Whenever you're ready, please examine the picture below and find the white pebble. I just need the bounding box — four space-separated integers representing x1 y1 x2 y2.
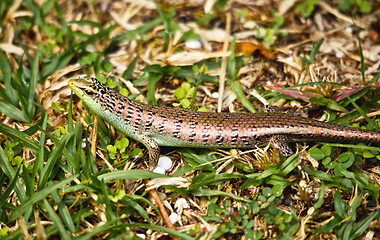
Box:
157 156 172 171
153 167 166 174
345 26 353 34
85 44 96 53
211 92 219 98
336 51 345 58
185 39 202 49
136 233 146 239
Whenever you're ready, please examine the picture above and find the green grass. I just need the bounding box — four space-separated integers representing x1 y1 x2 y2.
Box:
1 1 380 239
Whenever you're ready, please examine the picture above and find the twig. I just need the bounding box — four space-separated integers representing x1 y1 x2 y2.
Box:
148 188 179 240
217 12 231 112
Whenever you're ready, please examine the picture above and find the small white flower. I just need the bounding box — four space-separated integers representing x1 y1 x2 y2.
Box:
169 212 180 224
175 198 190 214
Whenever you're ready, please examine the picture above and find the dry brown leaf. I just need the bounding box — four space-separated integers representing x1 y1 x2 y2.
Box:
163 51 230 66
0 43 24 55
235 41 276 59
146 177 191 190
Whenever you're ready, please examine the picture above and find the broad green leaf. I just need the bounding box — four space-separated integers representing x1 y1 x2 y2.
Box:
272 184 283 197
309 147 325 160
321 144 331 156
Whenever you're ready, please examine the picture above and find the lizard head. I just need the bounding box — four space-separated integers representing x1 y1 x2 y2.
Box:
69 77 102 96
68 76 126 116
68 77 111 109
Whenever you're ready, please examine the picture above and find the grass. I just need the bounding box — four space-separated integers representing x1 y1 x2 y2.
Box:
1 0 380 239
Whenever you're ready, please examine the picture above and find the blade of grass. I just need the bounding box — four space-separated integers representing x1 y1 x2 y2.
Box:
0 122 40 152
0 50 18 105
55 1 73 49
122 56 138 80
7 174 77 223
42 198 71 240
190 67 203 110
368 72 380 85
81 130 92 176
279 154 299 175
51 190 75 233
0 167 21 206
23 0 45 27
226 36 237 80
313 181 325 212
308 38 324 66
354 25 366 85
189 172 246 191
76 219 194 240
0 146 27 202
27 54 39 120
230 79 257 113
338 87 377 129
147 72 162 105
227 36 256 113
65 98 83 174
38 133 71 189
44 131 79 171
23 105 46 136
100 179 117 221
111 18 162 42
0 101 29 122
300 38 324 69
191 189 250 202
334 190 345 217
41 51 74 78
98 169 169 182
122 197 151 223
350 209 379 239
33 111 47 178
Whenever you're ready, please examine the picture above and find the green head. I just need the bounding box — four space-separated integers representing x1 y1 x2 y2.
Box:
68 77 122 115
69 77 102 102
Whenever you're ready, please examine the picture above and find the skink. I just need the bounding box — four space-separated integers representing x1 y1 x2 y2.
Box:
68 77 380 164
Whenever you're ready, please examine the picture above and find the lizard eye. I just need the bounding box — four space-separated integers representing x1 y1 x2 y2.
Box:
85 89 94 96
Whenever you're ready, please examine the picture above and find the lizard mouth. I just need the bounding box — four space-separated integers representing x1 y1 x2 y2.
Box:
68 77 94 92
